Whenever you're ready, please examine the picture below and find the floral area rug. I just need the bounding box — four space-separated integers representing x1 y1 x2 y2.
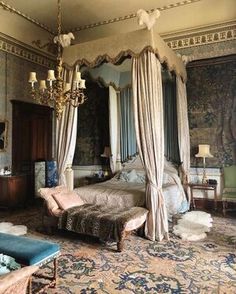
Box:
0 207 235 293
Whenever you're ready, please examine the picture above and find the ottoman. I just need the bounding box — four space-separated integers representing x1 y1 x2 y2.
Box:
0 233 60 293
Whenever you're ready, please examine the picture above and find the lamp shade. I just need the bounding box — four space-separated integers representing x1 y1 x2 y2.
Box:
101 146 111 158
195 144 213 158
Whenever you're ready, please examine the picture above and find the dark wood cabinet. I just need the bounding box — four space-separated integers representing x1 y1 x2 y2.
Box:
11 100 53 201
0 174 27 208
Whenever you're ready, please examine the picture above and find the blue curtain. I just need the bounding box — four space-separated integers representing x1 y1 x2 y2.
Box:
120 87 137 162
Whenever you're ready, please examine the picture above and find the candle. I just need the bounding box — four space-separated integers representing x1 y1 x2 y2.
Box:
74 71 81 82
47 70 56 81
28 72 37 83
80 79 86 89
39 80 46 90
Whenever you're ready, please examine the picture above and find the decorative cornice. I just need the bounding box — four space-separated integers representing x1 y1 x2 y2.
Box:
70 0 202 32
0 1 55 34
0 0 201 33
163 21 236 50
0 33 55 68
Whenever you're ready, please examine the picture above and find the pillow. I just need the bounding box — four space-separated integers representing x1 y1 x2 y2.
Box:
118 169 146 183
52 190 84 210
127 169 138 182
38 185 68 211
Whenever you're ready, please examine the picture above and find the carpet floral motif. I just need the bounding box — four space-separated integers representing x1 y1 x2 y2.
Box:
113 271 183 293
147 240 197 261
0 208 236 293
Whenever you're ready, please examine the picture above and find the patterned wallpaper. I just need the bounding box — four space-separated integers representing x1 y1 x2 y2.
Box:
73 78 110 166
0 50 49 169
187 55 236 167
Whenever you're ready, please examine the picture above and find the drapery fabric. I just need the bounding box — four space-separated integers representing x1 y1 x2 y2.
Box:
132 51 169 241
163 78 181 164
109 86 120 173
120 87 137 162
176 76 190 195
56 66 78 187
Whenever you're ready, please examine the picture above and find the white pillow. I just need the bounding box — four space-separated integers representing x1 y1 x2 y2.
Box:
127 169 137 182
118 169 145 183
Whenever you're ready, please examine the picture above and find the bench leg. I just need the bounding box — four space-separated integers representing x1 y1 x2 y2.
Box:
33 257 58 293
117 231 130 252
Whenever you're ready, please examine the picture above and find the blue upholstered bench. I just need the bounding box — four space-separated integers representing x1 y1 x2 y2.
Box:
0 233 60 293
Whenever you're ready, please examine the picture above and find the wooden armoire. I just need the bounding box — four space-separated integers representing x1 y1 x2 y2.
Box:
11 100 53 203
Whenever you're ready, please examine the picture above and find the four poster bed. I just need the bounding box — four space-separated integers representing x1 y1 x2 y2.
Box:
58 25 190 242
74 156 188 220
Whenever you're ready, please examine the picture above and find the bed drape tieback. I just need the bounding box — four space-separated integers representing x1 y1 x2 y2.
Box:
148 182 163 207
149 182 162 194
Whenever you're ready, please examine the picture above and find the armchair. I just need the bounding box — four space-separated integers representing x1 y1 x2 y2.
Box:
222 165 236 216
0 265 38 294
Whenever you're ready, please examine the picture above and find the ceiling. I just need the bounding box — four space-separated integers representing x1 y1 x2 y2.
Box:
0 0 235 43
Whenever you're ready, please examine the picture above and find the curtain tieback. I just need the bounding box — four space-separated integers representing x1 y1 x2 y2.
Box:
149 181 164 208
149 181 160 191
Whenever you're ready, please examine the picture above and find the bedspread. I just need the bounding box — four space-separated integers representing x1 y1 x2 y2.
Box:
74 177 188 219
74 179 145 208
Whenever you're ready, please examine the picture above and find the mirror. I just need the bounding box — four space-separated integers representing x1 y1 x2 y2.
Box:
0 120 8 151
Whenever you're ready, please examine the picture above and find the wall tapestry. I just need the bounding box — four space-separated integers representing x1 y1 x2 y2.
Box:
187 55 236 167
73 77 109 166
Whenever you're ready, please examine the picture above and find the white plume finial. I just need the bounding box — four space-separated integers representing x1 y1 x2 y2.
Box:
137 9 160 30
53 32 75 48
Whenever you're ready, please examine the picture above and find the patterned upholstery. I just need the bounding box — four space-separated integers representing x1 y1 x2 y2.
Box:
222 165 236 216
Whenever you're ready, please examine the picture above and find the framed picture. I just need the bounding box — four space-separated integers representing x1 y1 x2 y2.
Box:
0 120 8 152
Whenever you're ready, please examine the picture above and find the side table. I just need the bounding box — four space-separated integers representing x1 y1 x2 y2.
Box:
189 183 218 211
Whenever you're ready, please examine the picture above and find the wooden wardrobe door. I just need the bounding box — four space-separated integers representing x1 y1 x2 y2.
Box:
11 100 53 201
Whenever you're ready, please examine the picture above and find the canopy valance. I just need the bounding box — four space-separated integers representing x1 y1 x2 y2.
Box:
62 26 187 82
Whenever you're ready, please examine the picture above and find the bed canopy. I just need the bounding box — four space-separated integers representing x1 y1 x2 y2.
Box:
63 26 186 82
60 26 190 242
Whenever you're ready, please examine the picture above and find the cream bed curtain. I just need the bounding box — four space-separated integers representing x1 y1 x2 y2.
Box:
132 51 168 241
56 66 79 187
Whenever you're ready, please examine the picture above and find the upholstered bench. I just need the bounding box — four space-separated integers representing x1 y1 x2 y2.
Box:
0 233 60 293
58 204 148 252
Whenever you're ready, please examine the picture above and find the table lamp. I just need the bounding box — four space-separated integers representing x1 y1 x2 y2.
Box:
195 144 213 184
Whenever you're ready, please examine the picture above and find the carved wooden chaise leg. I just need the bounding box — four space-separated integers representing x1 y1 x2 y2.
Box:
117 231 130 252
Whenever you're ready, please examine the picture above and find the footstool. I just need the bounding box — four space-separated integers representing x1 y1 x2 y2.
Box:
0 233 60 293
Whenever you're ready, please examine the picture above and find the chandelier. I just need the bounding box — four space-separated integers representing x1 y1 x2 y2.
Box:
28 0 86 119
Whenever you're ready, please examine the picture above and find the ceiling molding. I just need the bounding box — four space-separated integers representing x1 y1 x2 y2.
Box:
70 0 202 32
0 0 201 34
163 21 236 50
0 0 55 34
0 32 55 68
